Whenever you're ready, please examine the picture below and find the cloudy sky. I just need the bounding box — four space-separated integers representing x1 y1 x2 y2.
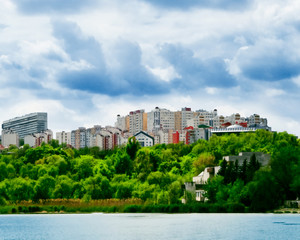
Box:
1 0 300 137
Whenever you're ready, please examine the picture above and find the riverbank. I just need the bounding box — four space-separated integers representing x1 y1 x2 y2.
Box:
273 208 300 214
1 199 299 214
2 202 294 214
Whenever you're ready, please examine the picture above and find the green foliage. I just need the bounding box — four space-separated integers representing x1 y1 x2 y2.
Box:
192 153 215 175
126 137 140 160
4 178 35 202
53 176 74 199
34 175 55 200
204 175 224 203
73 156 95 180
0 129 298 213
114 151 133 175
83 174 112 200
246 169 282 212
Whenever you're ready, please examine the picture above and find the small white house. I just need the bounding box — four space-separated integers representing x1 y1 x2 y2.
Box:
134 131 154 147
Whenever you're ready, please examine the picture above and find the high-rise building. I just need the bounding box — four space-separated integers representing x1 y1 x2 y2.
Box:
2 112 47 139
71 127 86 149
128 110 147 135
147 107 175 133
115 115 128 132
56 131 71 145
174 107 193 130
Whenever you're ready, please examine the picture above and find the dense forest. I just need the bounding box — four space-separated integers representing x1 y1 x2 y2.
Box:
0 130 299 213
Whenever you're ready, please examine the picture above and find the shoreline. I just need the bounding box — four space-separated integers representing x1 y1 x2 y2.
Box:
1 203 299 215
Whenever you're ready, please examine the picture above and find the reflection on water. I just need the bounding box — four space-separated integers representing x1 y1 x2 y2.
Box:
0 213 299 240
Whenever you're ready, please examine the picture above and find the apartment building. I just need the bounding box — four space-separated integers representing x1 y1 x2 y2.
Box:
24 130 53 147
147 107 175 133
115 115 128 132
1 129 19 147
128 110 147 135
56 131 71 145
67 126 123 150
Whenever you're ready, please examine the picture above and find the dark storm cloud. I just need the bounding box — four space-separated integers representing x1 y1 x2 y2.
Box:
11 0 97 14
52 20 169 96
159 43 236 89
141 0 251 10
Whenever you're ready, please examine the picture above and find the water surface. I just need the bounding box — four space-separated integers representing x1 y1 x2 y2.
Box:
0 213 299 240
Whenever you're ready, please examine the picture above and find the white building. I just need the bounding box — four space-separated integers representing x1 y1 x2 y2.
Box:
129 110 147 135
181 107 194 129
1 130 19 147
156 130 170 144
56 131 71 145
147 107 175 133
134 131 154 147
186 127 211 144
24 135 36 147
183 166 220 203
115 115 128 131
24 130 53 147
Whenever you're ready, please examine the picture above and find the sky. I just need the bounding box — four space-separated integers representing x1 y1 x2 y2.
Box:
1 0 300 137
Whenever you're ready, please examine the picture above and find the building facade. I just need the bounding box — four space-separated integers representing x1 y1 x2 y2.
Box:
147 107 175 133
128 110 147 135
134 131 154 147
56 131 71 145
1 130 19 147
2 112 47 139
24 130 53 147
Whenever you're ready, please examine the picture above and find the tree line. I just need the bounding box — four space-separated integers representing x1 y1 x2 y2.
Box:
0 129 299 212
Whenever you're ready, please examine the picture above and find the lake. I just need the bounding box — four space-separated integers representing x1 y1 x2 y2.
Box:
0 213 299 240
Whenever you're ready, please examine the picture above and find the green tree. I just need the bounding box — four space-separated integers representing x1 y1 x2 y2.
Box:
168 181 182 204
114 181 134 199
246 154 260 183
192 153 215 175
247 170 282 212
126 137 140 160
134 148 152 181
271 145 299 199
53 176 74 199
0 162 8 181
34 175 55 200
73 156 95 180
204 175 224 203
93 160 114 180
6 164 16 179
114 151 133 175
83 174 112 200
5 178 35 202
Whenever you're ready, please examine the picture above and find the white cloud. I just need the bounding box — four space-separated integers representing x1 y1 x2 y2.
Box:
1 0 300 138
146 66 181 82
265 88 285 97
205 87 219 95
292 75 300 87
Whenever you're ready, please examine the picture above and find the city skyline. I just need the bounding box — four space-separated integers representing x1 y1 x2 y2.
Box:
1 0 300 137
